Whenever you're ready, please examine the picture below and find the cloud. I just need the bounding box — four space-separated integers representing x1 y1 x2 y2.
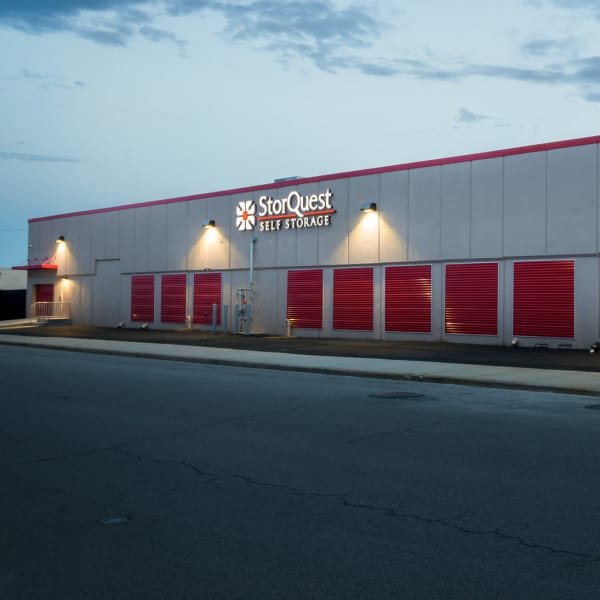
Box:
454 108 508 128
535 0 600 13
455 108 491 124
10 68 85 90
0 152 80 163
520 37 579 58
0 1 383 56
2 1 600 103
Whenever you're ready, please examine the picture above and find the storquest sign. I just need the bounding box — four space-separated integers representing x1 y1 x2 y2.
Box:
236 189 336 232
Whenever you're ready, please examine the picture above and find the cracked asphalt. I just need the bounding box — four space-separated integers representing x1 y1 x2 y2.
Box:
2 343 600 599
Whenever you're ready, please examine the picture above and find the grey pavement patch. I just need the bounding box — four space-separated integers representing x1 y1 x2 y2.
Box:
99 516 131 526
368 392 427 399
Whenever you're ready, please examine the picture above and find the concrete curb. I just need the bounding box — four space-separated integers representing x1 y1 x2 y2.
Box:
1 334 600 396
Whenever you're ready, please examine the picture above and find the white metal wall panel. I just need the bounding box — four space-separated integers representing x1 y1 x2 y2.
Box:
229 192 251 270
104 211 120 260
547 145 597 255
91 211 120 262
293 183 322 268
119 209 135 273
379 171 409 264
206 195 233 271
441 162 471 260
61 217 78 277
349 175 380 265
148 205 167 272
318 179 349 267
92 259 121 326
503 151 546 256
187 198 209 270
274 183 320 268
77 215 93 275
408 166 441 261
471 158 503 259
235 269 279 334
574 257 599 346
166 201 189 271
252 188 278 269
133 207 151 273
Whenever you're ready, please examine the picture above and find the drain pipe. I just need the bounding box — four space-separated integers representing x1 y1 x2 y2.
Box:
249 236 256 298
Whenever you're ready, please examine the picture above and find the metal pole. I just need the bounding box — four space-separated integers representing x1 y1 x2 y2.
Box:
245 304 252 336
212 303 217 335
223 304 228 334
249 237 256 298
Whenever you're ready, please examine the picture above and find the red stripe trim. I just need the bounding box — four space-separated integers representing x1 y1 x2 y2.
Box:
257 209 336 221
29 135 600 223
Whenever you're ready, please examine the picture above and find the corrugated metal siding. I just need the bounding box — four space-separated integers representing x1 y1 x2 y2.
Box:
445 263 498 335
160 274 187 324
333 267 373 331
513 260 574 338
131 275 154 322
287 269 323 329
385 265 432 332
193 272 222 325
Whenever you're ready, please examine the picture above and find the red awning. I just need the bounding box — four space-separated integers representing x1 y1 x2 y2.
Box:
12 263 58 271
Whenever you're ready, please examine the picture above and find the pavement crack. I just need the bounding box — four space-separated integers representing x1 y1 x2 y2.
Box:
226 471 352 500
345 420 445 445
111 447 221 481
14 428 195 466
341 498 600 561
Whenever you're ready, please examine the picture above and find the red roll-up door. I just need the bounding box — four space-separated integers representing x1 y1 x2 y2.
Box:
131 275 154 322
513 260 574 338
161 274 187 324
333 267 373 331
193 272 222 325
445 263 498 335
287 269 323 329
385 265 431 332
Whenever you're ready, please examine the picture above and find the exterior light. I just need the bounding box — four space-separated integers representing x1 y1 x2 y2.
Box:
360 202 377 213
56 235 65 243
62 275 69 280
590 341 600 353
203 220 216 228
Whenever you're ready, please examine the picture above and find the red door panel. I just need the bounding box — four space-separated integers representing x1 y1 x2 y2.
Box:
131 275 154 322
445 263 498 335
333 267 373 331
513 260 574 338
161 274 187 324
385 265 431 333
193 273 222 325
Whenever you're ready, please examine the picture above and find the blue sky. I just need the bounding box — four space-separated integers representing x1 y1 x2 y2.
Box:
1 0 600 267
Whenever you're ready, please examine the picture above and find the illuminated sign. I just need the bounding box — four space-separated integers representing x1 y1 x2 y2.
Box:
236 189 336 232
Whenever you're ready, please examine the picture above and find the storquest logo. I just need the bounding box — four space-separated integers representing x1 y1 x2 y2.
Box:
236 200 256 231
235 189 336 233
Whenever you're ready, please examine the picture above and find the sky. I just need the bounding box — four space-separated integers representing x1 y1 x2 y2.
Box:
1 0 600 267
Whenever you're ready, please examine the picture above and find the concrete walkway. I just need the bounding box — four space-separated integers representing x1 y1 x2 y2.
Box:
2 333 600 396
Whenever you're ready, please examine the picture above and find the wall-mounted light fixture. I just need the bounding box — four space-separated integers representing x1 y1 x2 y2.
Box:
56 235 65 243
360 202 377 213
202 220 216 228
62 275 69 280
